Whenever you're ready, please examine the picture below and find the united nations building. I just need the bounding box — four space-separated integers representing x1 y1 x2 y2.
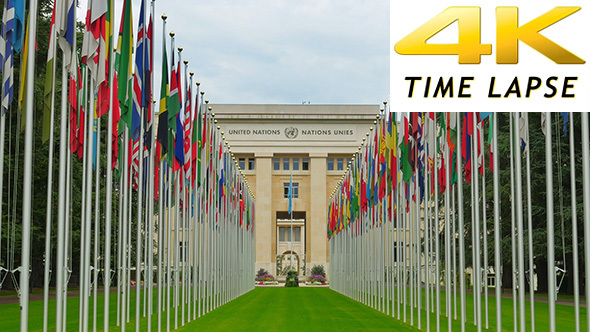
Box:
214 104 378 277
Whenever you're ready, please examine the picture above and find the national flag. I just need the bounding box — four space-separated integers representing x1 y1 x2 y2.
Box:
131 0 146 140
183 81 192 176
168 39 182 169
462 112 472 183
115 0 133 133
12 0 23 53
76 63 86 159
143 11 153 149
488 113 494 172
42 4 57 143
81 0 108 84
0 0 15 112
157 34 169 159
560 112 569 137
57 0 76 72
17 15 30 132
172 58 184 170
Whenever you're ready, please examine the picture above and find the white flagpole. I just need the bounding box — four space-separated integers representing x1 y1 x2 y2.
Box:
19 0 39 329
93 116 102 332
493 113 502 331
472 113 482 332
524 113 535 331
514 114 526 332
545 112 556 332
481 126 489 330
456 113 466 331
581 113 590 330
569 113 580 332
42 13 58 331
509 114 518 332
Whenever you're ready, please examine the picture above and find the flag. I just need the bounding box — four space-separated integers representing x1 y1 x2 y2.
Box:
81 0 108 84
462 112 472 183
560 112 569 137
489 113 494 172
12 0 23 53
183 81 192 176
76 64 86 159
42 4 57 143
143 11 153 149
168 40 182 169
131 0 146 140
57 0 77 72
157 35 169 159
0 0 15 112
191 86 200 188
172 58 184 170
17 15 30 132
115 0 133 132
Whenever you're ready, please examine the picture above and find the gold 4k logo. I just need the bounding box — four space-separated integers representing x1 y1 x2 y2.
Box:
394 7 585 64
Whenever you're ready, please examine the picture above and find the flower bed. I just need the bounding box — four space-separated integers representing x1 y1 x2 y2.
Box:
255 280 279 285
306 274 327 284
255 273 276 282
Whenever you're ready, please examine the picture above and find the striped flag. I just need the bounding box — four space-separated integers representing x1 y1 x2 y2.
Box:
81 0 108 83
0 0 15 112
183 82 192 177
17 15 29 131
171 56 184 170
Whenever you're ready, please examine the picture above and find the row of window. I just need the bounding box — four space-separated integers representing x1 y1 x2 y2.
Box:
238 157 352 172
326 158 352 171
279 226 301 242
273 158 309 171
238 158 255 171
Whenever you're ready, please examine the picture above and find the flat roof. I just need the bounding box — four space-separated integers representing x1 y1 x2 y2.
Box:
210 104 379 115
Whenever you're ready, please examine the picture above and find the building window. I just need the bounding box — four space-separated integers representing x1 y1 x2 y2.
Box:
273 158 280 171
279 227 292 242
292 158 300 171
283 182 299 198
283 158 290 171
248 158 255 170
327 158 334 171
238 158 245 170
302 158 309 171
337 158 344 170
179 242 184 262
294 227 301 242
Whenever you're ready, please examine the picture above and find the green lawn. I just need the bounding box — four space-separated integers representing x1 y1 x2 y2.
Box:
0 286 586 331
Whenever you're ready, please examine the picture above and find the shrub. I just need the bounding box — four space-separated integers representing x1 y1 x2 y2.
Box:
255 274 276 282
306 274 326 283
285 270 299 287
310 265 326 277
256 268 269 278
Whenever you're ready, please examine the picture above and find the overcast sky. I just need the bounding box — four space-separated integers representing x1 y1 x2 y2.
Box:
78 0 389 105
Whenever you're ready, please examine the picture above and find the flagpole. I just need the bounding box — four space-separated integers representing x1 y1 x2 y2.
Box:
524 114 535 331
488 113 501 330
444 113 452 332
545 112 556 332
514 113 526 332
93 114 102 332
456 113 466 332
569 112 580 332
42 10 58 331
19 0 38 328
581 113 590 330
509 114 518 332
147 1 156 327
472 113 482 332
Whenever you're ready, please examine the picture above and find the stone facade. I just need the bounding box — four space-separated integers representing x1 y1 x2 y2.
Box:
213 104 378 277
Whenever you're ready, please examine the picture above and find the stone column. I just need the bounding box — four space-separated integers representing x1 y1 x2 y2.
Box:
310 152 328 275
255 153 273 274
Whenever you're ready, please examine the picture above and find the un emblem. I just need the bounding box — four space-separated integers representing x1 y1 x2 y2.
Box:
284 127 298 139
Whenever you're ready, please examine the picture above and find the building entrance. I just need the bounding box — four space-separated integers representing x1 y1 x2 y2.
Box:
276 218 305 275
